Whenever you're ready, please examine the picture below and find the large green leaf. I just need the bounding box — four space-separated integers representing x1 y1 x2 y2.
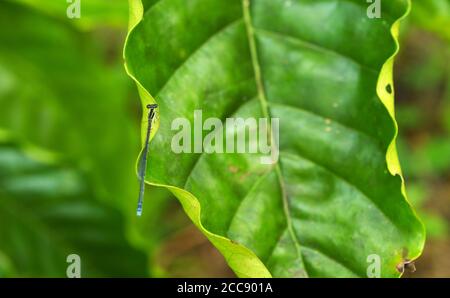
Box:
0 136 147 277
124 0 425 277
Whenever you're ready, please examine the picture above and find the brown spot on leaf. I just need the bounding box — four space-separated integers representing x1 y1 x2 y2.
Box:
396 249 417 274
397 248 416 273
404 261 416 273
228 165 239 174
239 172 251 182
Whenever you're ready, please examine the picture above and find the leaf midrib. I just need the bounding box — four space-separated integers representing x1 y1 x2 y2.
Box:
242 0 307 276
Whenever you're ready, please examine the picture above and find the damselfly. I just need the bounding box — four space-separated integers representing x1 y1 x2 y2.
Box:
136 104 158 216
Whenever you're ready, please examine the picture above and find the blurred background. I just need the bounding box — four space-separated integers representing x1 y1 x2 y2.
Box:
0 0 448 277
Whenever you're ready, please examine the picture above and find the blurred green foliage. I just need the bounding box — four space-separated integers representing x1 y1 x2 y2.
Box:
411 0 450 41
12 0 129 30
0 137 147 277
396 0 450 241
0 0 186 277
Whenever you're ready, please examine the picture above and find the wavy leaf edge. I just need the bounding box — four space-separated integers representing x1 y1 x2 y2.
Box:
123 0 425 278
376 0 425 272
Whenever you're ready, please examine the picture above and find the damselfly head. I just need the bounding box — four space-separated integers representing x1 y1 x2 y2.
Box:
147 104 158 109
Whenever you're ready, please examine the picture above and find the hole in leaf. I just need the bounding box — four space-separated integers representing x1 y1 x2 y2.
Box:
385 84 392 94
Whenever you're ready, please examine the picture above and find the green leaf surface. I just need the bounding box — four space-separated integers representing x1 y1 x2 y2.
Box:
0 139 147 277
125 0 425 277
